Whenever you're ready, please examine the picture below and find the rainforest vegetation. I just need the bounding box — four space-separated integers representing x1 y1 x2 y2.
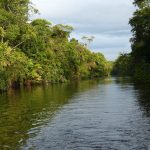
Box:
1 0 149 91
0 0 111 91
113 0 150 83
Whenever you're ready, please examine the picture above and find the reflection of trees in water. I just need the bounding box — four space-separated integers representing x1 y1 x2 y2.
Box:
115 77 150 117
133 84 150 117
0 80 100 149
114 77 133 85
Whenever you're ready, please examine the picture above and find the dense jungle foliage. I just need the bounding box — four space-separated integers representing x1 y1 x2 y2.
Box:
113 0 150 83
0 0 111 91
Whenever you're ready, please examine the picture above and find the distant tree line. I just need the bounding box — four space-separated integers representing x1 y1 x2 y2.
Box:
112 0 150 83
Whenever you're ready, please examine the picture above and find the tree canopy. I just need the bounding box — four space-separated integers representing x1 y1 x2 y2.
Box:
0 0 110 91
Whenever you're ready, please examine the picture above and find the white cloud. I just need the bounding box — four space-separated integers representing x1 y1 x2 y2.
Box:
31 0 135 60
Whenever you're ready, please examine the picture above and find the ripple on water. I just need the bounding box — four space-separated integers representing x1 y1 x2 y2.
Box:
0 78 150 150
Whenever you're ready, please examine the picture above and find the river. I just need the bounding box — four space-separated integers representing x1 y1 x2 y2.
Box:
0 77 150 150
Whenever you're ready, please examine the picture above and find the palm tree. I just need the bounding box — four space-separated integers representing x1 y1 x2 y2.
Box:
81 35 95 48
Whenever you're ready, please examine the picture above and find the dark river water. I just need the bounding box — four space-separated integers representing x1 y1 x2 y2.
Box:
0 78 150 150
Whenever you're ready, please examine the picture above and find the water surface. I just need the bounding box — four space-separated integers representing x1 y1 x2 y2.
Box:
0 78 150 150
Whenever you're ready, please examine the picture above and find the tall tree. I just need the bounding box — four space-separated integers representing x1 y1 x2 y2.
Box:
81 36 95 48
0 0 37 47
129 0 150 63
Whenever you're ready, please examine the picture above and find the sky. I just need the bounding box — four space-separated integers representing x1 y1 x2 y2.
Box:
31 0 135 60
